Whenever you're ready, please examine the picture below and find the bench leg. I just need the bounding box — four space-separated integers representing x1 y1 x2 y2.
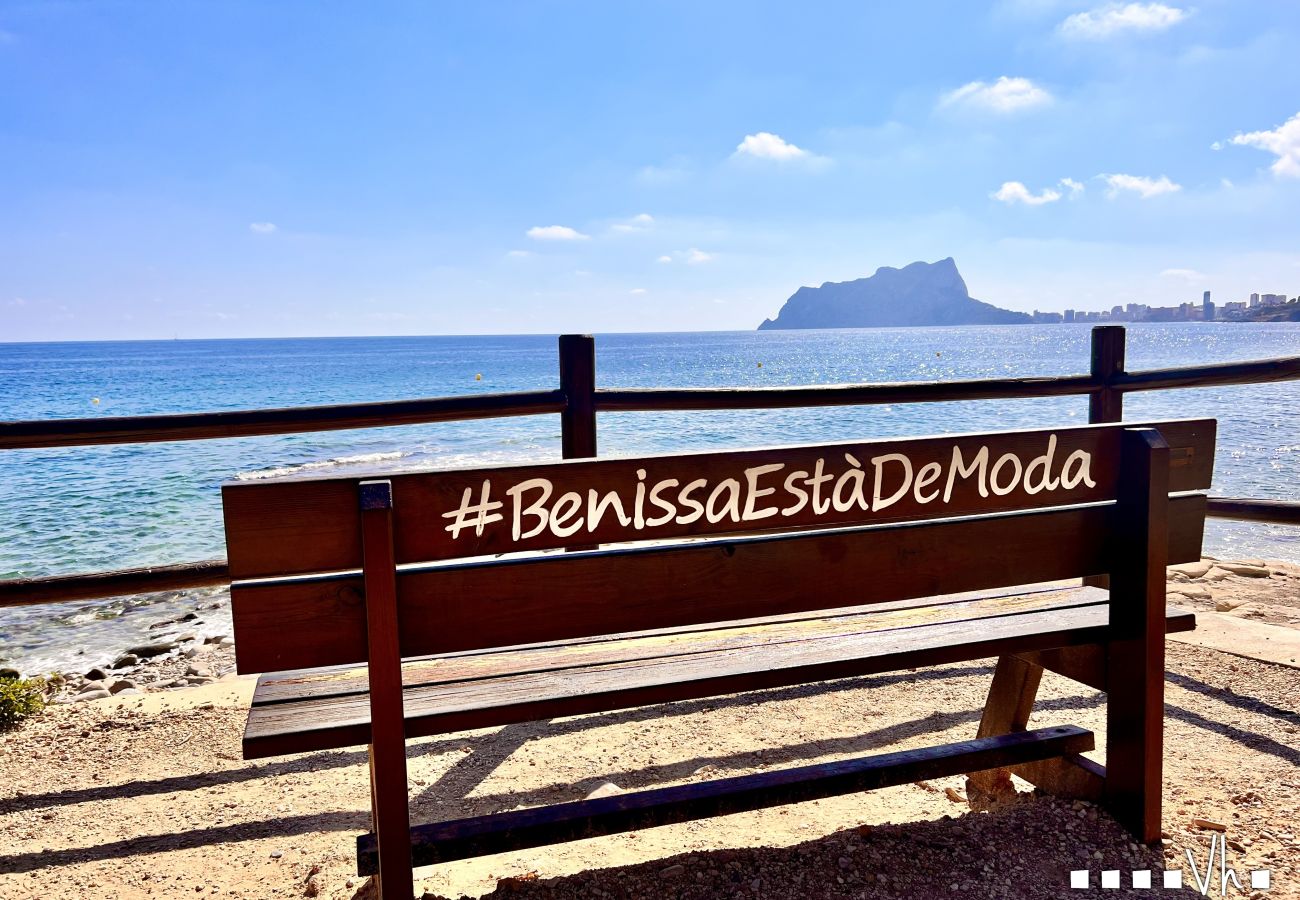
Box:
1103 635 1164 843
966 653 1105 806
369 738 415 900
965 654 1041 803
360 481 416 900
1103 428 1170 845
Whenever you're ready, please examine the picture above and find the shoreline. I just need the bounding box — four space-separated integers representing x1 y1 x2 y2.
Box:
1 591 238 702
46 632 238 703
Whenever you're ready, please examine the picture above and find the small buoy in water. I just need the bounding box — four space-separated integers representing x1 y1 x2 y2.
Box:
91 397 100 405
757 362 763 368
935 352 941 357
475 373 482 381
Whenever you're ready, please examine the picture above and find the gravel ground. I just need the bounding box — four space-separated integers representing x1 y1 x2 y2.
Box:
1 565 1297 900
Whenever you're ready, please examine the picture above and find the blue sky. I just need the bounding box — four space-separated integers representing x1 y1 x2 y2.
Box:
2 1 1298 340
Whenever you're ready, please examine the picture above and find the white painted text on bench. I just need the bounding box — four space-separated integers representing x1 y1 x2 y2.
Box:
440 435 1095 541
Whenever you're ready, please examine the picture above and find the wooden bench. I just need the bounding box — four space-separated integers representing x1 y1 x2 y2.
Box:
222 418 1216 899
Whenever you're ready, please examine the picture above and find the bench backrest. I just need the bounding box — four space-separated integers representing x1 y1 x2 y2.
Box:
222 418 1216 674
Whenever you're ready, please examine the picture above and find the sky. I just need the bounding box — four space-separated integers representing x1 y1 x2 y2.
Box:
2 1 1299 341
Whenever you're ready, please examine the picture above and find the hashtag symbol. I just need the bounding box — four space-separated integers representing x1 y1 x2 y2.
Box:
442 480 505 540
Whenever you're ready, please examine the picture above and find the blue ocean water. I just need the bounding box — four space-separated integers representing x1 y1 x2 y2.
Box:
1 324 1298 674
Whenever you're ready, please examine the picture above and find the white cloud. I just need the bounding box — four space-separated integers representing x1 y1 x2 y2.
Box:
611 213 655 233
1160 268 1207 283
1100 173 1182 198
505 249 533 259
1229 112 1300 179
526 224 589 241
1059 177 1085 196
636 163 689 185
249 222 277 234
1059 3 1186 39
733 132 811 161
629 288 648 295
992 181 1062 205
939 76 1053 115
657 249 715 264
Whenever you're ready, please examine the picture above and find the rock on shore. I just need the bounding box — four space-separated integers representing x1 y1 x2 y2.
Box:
54 632 236 702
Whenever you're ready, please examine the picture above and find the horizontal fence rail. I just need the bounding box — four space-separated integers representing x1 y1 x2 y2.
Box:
1205 498 1300 526
597 357 1300 413
6 358 1299 449
1111 356 1300 393
7 497 1298 610
0 561 230 608
595 375 1097 412
0 391 568 450
1 327 1297 610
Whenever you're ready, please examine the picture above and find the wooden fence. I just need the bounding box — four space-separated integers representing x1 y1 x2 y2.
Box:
1 326 1298 608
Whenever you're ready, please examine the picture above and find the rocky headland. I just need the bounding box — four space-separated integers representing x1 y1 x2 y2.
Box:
758 258 1031 330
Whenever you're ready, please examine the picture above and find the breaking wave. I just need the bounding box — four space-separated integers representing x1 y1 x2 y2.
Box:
234 450 410 480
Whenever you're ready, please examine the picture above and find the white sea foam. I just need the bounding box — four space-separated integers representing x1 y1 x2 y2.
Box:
234 451 409 480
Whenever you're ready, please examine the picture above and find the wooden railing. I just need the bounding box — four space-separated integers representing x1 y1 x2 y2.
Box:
2 326 1298 608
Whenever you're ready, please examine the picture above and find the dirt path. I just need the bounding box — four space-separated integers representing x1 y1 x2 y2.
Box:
1 563 1297 900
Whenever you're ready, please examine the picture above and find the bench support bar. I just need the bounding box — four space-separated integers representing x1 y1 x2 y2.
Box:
357 724 1092 873
967 654 1106 803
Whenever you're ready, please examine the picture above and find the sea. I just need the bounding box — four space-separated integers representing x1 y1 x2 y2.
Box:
2 323 1298 677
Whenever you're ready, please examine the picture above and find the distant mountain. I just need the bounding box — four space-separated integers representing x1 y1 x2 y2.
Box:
758 258 1031 330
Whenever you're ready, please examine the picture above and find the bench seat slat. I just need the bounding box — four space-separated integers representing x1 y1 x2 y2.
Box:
250 584 1106 705
242 588 1194 759
356 724 1095 872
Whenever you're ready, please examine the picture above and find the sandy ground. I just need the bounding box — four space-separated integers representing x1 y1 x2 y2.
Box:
1 559 1297 900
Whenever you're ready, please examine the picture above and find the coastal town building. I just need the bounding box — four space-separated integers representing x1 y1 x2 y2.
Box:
1034 289 1294 323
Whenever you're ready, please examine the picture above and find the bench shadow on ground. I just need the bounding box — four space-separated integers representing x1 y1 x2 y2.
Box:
0 662 1293 879
407 801 1203 900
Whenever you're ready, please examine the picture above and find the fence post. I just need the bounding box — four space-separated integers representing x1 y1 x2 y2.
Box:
1089 325 1126 424
1085 326 1126 590
558 334 597 460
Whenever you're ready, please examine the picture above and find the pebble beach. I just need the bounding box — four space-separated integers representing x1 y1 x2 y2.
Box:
5 593 238 704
